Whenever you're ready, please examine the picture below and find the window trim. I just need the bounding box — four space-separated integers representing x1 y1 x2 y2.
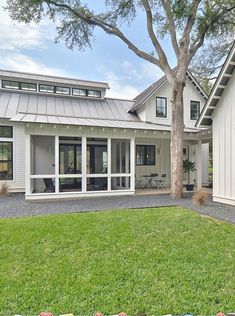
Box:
0 141 13 181
136 145 156 166
190 100 200 120
156 96 167 118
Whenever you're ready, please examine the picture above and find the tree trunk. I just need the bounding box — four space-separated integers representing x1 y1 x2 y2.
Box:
171 80 185 199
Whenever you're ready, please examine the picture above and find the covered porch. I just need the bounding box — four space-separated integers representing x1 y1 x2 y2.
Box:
24 123 211 200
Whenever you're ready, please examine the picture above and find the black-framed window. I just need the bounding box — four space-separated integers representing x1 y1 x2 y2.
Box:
39 84 54 93
0 142 13 180
72 88 87 96
190 100 200 120
136 145 155 166
0 126 13 138
2 80 20 90
87 90 101 98
20 82 37 91
156 97 167 118
55 86 70 95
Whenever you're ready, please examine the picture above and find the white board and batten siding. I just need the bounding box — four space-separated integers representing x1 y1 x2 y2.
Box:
212 71 235 205
0 119 25 192
137 77 206 129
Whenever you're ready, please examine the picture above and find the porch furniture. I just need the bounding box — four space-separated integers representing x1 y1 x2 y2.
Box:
142 174 157 188
158 174 167 189
43 178 55 193
135 176 143 189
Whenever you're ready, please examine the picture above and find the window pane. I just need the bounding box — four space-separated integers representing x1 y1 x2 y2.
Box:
136 145 155 166
39 85 54 93
2 80 19 90
20 82 37 91
72 88 87 96
156 97 167 117
87 90 101 98
190 101 200 120
0 142 13 180
87 138 107 174
87 177 108 191
0 126 13 138
55 86 70 95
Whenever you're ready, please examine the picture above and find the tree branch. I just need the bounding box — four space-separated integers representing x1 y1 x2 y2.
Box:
47 0 161 67
141 0 174 81
160 0 180 59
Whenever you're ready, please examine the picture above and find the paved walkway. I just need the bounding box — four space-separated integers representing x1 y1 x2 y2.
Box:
0 193 235 224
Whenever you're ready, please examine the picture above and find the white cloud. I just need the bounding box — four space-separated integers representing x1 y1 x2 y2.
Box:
0 0 52 51
0 53 68 77
105 71 140 99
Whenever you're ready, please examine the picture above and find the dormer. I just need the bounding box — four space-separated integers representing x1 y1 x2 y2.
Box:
0 69 109 99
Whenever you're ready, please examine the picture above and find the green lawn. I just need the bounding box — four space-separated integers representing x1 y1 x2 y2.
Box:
0 207 234 316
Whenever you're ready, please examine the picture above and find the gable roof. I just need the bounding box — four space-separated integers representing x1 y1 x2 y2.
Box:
129 69 208 112
196 42 235 127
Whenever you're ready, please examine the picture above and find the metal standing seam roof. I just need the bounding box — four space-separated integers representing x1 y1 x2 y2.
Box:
129 70 208 112
196 41 235 128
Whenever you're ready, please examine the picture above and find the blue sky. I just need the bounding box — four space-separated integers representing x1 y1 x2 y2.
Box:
0 0 176 98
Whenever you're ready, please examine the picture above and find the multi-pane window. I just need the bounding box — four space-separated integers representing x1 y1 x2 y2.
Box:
55 86 70 95
2 80 20 90
136 145 155 166
39 84 54 93
190 100 200 120
21 82 37 91
156 97 167 118
0 127 13 180
87 90 101 98
72 88 87 96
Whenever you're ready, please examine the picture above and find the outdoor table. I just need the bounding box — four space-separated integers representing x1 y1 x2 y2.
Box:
142 175 156 188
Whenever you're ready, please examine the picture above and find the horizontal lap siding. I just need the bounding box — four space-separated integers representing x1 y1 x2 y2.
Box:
212 72 235 202
0 120 25 192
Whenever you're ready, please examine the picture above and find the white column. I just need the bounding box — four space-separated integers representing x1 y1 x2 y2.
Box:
55 136 59 193
130 138 135 191
82 136 87 192
196 140 202 189
107 138 111 191
25 134 31 195
125 140 130 187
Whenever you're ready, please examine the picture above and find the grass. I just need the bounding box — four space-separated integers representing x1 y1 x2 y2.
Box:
0 207 234 316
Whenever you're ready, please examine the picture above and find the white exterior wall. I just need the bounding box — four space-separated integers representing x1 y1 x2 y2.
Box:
0 119 25 192
137 77 205 128
212 71 235 205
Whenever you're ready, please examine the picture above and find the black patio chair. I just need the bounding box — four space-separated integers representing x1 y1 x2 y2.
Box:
43 178 55 193
159 174 167 189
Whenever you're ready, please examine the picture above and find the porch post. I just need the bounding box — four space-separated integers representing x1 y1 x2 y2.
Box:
55 136 59 194
125 140 130 187
25 134 31 195
130 138 135 191
107 138 111 191
196 140 202 189
82 136 87 192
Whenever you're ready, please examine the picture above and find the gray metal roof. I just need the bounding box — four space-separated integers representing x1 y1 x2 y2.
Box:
11 112 200 132
0 69 110 89
0 90 137 122
130 70 208 112
196 42 235 127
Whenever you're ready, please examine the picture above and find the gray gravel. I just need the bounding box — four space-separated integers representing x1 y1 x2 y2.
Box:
0 192 235 224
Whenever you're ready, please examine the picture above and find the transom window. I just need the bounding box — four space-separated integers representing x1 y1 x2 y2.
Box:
72 88 87 96
156 97 167 118
20 82 37 91
39 84 54 93
2 80 20 90
0 126 13 138
190 100 200 120
0 126 13 180
87 90 101 98
55 86 70 95
136 145 155 166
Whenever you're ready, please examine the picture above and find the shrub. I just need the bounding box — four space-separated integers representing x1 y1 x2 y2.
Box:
192 190 208 206
0 183 9 196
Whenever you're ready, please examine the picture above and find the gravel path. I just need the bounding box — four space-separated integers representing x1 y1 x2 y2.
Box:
0 193 235 224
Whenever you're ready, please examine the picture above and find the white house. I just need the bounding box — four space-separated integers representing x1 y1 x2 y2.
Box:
197 42 235 206
0 68 210 200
